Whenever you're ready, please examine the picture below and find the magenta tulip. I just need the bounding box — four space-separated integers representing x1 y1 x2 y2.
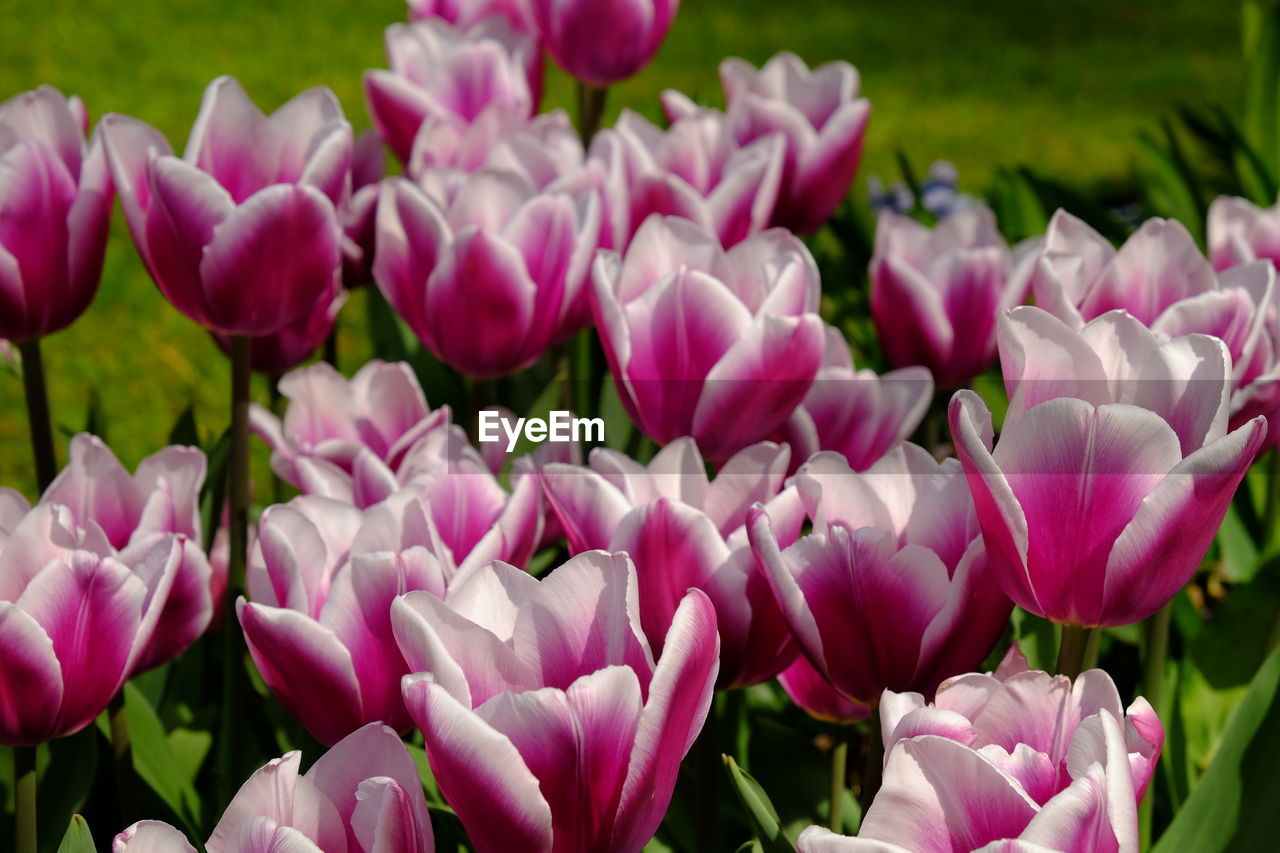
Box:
0 86 112 342
778 325 933 471
1208 194 1280 271
364 18 539 168
950 389 1265 626
394 550 719 853
528 0 678 87
213 289 347 375
999 306 1232 456
541 437 803 688
340 128 388 288
871 205 1026 386
250 359 450 496
100 77 348 336
749 444 1012 705
374 170 600 377
589 107 784 248
37 434 213 671
797 651 1162 853
113 722 434 852
0 505 181 745
777 657 872 725
593 215 825 461
712 52 870 233
408 0 531 32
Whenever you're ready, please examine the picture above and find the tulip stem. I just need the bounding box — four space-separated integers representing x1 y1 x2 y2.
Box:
229 335 251 596
859 707 883 812
829 733 849 831
14 745 36 853
1139 601 1173 849
109 691 139 827
576 82 608 145
1056 624 1092 679
17 339 57 492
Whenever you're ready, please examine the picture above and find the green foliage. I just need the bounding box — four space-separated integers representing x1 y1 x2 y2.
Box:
54 816 94 853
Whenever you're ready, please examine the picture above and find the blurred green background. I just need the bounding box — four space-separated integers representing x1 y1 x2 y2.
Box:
0 0 1243 493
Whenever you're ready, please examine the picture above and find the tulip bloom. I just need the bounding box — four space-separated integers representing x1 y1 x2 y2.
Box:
711 52 870 233
749 445 1011 706
100 77 348 337
999 306 1232 456
341 128 388 288
778 325 933 471
796 651 1163 853
0 86 113 342
375 171 600 377
589 107 784 248
238 491 496 744
364 18 539 168
593 215 825 461
114 722 434 852
250 359 450 495
541 437 803 688
528 0 678 87
777 657 871 725
950 390 1266 626
394 550 719 853
0 506 180 746
1208 194 1280 271
870 205 1025 387
37 434 215 671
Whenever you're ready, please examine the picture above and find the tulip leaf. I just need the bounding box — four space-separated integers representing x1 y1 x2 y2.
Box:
124 682 204 837
55 815 94 853
35 728 98 853
723 754 797 853
168 404 201 448
599 376 635 452
1153 642 1280 852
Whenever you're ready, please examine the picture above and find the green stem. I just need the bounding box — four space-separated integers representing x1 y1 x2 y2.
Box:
860 707 883 812
1056 624 1091 680
228 335 251 598
576 82 608 145
1139 602 1173 849
830 733 849 832
1267 594 1280 655
1265 449 1280 542
18 339 57 492
109 691 139 827
14 745 36 853
1081 625 1102 672
269 376 286 505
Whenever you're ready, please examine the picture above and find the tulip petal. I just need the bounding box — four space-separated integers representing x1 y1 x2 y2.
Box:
113 821 200 853
0 602 63 746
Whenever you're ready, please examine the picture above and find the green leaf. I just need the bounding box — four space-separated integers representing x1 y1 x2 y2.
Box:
599 376 635 452
55 815 94 853
84 387 107 441
723 754 796 853
168 404 200 447
1154 643 1280 852
1218 503 1262 583
1010 607 1059 673
125 681 203 836
1244 0 1280 182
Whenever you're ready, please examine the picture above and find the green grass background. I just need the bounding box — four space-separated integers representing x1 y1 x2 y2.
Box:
0 0 1244 493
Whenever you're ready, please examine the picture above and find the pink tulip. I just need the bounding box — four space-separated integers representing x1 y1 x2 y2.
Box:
870 205 1026 386
950 389 1265 626
0 86 112 342
374 170 600 377
238 490 503 744
706 52 870 233
250 359 450 494
364 18 540 168
999 306 1232 456
408 0 532 33
100 77 348 336
593 215 825 461
797 650 1162 853
589 107 784 248
0 504 181 745
541 437 803 688
394 550 719 852
749 444 1012 705
1207 195 1280 271
113 722 434 852
1029 212 1273 364
213 289 348 375
35 434 214 671
528 0 678 87
778 324 933 471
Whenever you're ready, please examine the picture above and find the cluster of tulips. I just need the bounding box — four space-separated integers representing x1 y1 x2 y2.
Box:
4 0 1280 851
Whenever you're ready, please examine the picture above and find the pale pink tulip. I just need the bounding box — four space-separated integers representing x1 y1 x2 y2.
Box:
408 0 532 33
1207 194 1280 271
